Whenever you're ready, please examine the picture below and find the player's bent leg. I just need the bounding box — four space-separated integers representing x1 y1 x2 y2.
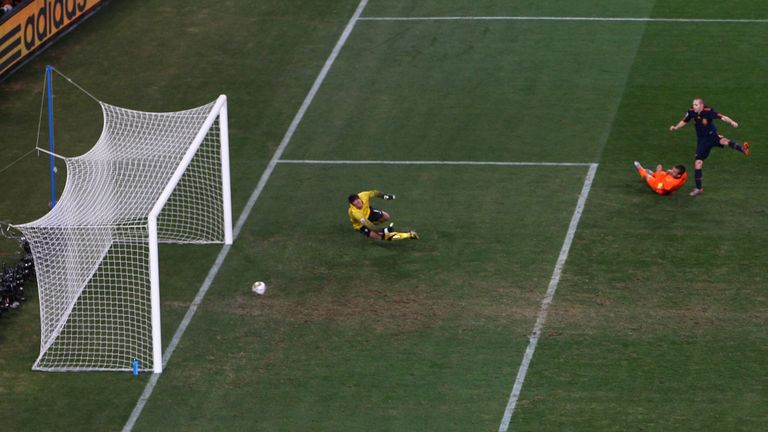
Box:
370 210 390 225
368 208 383 224
634 161 644 178
725 138 748 156
633 161 654 179
359 226 383 240
384 230 418 241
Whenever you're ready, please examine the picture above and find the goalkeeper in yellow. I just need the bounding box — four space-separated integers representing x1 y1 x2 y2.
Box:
348 190 419 241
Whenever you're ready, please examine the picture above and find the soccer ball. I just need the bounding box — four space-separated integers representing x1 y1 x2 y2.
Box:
251 281 266 295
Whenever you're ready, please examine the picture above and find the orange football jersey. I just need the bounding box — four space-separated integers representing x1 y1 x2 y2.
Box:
645 171 688 195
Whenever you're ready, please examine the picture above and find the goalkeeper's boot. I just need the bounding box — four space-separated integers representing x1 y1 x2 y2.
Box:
689 188 704 196
633 161 650 178
409 230 419 240
744 141 750 157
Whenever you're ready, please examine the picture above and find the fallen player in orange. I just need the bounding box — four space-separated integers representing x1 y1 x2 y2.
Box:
634 161 688 195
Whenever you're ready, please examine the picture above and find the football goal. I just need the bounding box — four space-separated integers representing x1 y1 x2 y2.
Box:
14 93 233 373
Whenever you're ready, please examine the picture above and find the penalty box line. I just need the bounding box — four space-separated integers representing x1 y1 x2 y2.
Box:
278 159 592 167
359 16 768 24
281 157 601 430
498 163 598 432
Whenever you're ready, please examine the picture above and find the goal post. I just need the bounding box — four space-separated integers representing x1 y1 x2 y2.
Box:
15 95 232 374
146 95 232 373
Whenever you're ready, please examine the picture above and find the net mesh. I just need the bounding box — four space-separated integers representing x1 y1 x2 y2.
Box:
17 99 227 371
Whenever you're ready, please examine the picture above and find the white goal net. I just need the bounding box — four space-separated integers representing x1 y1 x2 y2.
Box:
15 95 232 373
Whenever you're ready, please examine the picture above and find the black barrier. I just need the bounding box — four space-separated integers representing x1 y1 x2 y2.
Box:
0 237 34 318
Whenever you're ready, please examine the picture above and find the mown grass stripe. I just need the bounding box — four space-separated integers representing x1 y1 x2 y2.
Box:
121 1 370 430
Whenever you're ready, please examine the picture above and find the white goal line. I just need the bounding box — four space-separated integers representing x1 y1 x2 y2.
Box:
278 159 593 167
359 16 768 24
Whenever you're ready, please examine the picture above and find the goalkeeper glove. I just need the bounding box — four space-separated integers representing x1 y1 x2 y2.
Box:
383 194 396 200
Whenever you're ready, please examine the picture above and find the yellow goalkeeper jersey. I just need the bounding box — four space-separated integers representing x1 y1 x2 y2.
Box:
348 190 378 230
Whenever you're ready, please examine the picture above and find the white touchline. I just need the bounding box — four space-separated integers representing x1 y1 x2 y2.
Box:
279 159 592 167
359 16 768 24
498 163 599 432
121 1 370 431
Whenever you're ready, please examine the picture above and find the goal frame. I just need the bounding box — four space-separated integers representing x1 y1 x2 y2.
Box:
146 95 233 373
16 94 232 374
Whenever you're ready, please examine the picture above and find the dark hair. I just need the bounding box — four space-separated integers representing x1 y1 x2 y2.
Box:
674 164 686 174
348 194 360 204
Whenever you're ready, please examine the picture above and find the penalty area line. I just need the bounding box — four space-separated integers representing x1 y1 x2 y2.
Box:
359 16 768 24
121 1 370 431
279 159 592 167
498 162 598 432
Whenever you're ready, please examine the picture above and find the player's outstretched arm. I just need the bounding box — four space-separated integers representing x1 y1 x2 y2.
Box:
670 120 687 131
720 114 738 128
373 190 395 200
372 190 396 200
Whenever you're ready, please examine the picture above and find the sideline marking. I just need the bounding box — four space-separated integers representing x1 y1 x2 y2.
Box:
279 159 591 166
498 163 598 432
121 1 370 430
360 16 768 23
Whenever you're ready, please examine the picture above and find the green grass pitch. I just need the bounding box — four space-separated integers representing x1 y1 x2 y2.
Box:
1 0 768 430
